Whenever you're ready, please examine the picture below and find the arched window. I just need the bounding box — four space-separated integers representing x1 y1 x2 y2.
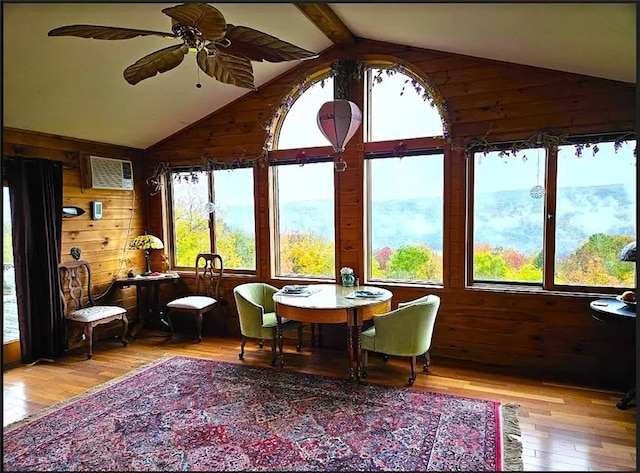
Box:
276 77 334 150
269 63 448 283
364 65 447 284
271 76 336 279
366 68 445 142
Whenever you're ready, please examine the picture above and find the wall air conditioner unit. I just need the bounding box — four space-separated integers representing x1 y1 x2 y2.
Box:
86 155 134 190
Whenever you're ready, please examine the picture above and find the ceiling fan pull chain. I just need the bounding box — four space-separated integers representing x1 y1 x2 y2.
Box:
196 65 202 89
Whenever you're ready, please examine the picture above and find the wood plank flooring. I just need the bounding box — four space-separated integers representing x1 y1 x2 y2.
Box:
3 332 637 471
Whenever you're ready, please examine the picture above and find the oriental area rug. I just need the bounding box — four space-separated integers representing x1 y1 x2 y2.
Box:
3 356 523 471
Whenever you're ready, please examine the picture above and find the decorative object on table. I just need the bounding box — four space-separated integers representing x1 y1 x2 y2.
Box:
2 356 523 471
70 247 81 261
165 253 224 342
47 3 317 88
347 289 384 299
58 260 129 359
277 285 320 297
340 266 355 287
361 294 441 385
129 232 164 276
616 291 636 308
233 282 302 365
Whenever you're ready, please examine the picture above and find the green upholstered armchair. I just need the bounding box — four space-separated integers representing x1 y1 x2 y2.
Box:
233 282 303 366
361 294 440 385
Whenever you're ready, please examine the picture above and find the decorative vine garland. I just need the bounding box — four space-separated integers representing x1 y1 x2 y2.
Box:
146 60 635 195
459 130 636 161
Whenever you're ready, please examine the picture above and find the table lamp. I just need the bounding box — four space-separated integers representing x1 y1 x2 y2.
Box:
130 233 164 276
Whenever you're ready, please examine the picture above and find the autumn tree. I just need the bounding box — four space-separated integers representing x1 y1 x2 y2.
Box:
387 244 441 281
279 231 335 277
556 233 634 286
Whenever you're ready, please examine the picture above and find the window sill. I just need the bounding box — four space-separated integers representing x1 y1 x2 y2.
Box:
467 283 624 299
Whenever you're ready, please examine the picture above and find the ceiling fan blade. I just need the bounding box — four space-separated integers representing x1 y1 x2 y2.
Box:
197 49 256 90
161 3 226 42
223 24 318 63
124 44 189 85
48 25 175 40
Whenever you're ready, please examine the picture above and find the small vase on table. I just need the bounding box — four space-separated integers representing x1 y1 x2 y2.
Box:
340 267 355 287
342 274 355 287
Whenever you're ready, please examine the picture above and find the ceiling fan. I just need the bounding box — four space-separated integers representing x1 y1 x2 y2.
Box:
48 3 318 89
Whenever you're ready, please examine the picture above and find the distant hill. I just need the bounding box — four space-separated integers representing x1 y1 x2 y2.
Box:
220 183 635 259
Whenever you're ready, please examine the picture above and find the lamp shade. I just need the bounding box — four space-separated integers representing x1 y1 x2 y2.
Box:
130 234 164 251
619 241 636 262
316 100 362 153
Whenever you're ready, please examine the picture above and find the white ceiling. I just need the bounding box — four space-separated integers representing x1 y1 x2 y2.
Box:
3 3 636 150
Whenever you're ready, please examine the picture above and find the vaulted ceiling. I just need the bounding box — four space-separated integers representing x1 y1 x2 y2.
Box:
3 3 635 150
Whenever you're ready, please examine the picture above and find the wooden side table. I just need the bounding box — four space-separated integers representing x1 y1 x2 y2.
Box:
115 273 180 338
589 298 636 410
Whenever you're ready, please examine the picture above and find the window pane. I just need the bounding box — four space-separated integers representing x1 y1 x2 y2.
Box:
367 68 444 142
274 162 335 278
554 141 636 287
213 168 256 270
368 154 444 283
276 78 334 150
3 187 19 344
170 171 209 267
473 149 545 283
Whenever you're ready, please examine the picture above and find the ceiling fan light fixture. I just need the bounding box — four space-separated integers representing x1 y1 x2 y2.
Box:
47 2 318 88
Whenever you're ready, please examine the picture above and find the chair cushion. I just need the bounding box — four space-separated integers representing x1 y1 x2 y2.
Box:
65 305 126 323
167 296 217 311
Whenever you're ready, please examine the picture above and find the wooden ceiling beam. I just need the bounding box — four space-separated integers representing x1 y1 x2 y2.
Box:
295 3 355 47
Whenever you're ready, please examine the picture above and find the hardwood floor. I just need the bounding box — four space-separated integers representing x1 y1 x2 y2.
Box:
3 332 637 471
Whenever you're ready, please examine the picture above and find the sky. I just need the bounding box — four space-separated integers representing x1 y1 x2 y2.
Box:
475 141 636 194
274 68 636 201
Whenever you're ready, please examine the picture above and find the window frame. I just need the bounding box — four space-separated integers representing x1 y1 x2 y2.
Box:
466 133 636 294
364 147 446 286
361 63 449 286
269 154 337 281
164 165 257 274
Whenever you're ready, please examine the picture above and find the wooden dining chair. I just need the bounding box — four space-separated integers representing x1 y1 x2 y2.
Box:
59 260 129 359
165 253 224 342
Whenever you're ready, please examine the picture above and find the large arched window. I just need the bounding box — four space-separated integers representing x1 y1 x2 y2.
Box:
271 77 336 279
364 66 447 284
269 63 448 283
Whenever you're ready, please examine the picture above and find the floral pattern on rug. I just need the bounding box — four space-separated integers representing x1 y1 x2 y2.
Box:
3 356 506 471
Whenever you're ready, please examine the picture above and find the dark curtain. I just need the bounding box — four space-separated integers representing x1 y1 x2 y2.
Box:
4 157 64 363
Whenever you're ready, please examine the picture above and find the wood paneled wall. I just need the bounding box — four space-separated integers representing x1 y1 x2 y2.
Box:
2 128 149 345
144 39 636 389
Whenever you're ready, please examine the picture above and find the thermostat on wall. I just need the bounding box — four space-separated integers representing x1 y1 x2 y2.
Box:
91 201 103 220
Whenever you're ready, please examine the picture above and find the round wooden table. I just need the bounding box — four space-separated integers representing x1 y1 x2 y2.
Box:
273 284 392 380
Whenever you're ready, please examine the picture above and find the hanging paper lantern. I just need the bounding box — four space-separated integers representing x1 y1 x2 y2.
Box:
316 100 362 153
